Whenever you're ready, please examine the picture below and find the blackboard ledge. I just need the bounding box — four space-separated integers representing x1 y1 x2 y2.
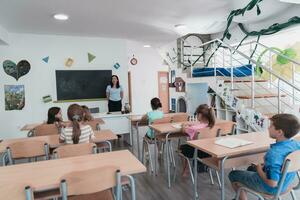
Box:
54 98 107 103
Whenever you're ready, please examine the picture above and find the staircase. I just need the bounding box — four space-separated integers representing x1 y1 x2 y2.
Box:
170 38 300 132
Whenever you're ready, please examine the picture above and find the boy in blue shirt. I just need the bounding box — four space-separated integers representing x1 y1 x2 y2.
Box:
229 114 300 200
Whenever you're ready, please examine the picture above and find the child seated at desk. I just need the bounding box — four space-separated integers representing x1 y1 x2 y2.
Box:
141 97 164 139
47 106 65 131
59 104 95 144
81 105 94 122
229 114 300 200
180 104 215 174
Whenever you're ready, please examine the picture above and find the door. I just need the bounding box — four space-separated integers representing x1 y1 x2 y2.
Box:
186 83 208 114
158 71 169 113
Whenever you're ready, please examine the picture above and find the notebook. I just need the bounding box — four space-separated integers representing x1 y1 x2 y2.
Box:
172 123 182 129
214 138 253 149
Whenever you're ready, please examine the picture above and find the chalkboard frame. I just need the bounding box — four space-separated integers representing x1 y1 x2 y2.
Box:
55 70 112 102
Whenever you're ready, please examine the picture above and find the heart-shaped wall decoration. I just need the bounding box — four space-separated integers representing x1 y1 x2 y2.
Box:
3 60 31 81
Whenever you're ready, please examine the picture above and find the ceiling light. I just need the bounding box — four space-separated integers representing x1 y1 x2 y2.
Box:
174 24 186 28
143 45 151 48
279 0 300 3
53 14 69 21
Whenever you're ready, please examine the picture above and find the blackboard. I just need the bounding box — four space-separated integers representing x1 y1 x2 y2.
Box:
56 70 112 101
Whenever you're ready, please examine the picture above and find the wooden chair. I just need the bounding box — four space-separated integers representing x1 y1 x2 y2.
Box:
142 116 172 173
6 140 49 165
83 118 103 131
236 150 300 200
178 126 221 186
34 124 60 136
24 166 123 200
217 121 236 136
53 143 97 159
172 113 189 122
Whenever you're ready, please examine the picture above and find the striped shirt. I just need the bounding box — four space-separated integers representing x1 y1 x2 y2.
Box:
60 124 95 144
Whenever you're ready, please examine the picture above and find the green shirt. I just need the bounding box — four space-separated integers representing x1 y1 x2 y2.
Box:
146 110 164 138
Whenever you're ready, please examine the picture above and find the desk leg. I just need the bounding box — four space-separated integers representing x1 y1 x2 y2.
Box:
193 148 198 200
154 133 157 176
220 156 228 200
136 123 140 161
129 120 133 146
166 133 171 188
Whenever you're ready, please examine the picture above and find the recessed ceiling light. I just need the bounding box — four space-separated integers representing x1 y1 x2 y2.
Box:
279 0 300 3
53 14 69 21
143 45 151 48
174 24 186 28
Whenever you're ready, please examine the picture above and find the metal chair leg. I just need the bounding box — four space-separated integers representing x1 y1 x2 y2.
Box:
141 140 144 162
186 158 194 184
147 142 154 173
215 170 221 189
170 142 176 168
209 168 214 185
290 190 297 200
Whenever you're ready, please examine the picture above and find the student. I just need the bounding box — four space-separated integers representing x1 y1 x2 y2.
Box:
59 104 95 144
141 97 164 139
180 104 215 174
47 107 63 124
46 106 65 131
229 114 300 200
81 105 94 122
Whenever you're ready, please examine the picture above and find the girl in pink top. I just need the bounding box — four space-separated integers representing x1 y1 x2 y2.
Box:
180 104 216 175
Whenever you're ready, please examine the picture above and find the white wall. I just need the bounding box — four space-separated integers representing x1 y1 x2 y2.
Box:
0 25 9 45
0 33 168 139
0 33 129 139
127 40 168 114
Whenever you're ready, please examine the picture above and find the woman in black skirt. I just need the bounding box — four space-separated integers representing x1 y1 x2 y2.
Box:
106 75 123 112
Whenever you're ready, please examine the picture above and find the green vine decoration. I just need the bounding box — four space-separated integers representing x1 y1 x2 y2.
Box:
201 0 300 69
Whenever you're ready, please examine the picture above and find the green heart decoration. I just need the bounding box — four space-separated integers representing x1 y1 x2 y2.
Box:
3 60 31 81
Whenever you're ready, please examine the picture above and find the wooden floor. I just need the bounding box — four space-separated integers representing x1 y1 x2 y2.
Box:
1 130 300 200
117 128 300 200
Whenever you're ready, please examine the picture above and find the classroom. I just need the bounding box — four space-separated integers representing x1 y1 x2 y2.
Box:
1 0 300 200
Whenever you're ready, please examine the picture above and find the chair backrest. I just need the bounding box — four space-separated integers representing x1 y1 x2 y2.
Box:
172 113 189 122
197 126 221 140
34 124 59 136
53 143 97 159
152 116 172 125
7 140 49 162
60 166 120 197
217 121 236 136
284 150 300 173
270 150 300 198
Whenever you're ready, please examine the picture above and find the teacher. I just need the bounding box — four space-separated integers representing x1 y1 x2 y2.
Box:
106 75 123 112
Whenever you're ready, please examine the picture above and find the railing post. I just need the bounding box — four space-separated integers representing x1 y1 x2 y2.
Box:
292 63 295 105
222 47 225 67
230 50 233 90
251 63 255 109
213 43 217 84
278 80 281 114
269 50 273 86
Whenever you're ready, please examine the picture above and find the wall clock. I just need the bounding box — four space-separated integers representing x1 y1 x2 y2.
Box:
130 55 138 65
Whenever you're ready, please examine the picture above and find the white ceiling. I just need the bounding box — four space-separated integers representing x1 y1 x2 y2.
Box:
0 0 297 45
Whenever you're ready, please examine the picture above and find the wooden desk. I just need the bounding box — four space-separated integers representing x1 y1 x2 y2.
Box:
188 132 300 200
20 123 42 131
0 150 146 200
0 129 117 154
21 118 105 132
149 119 236 188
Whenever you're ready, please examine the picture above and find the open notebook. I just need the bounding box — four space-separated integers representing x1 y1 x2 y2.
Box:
215 138 253 149
171 123 182 129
